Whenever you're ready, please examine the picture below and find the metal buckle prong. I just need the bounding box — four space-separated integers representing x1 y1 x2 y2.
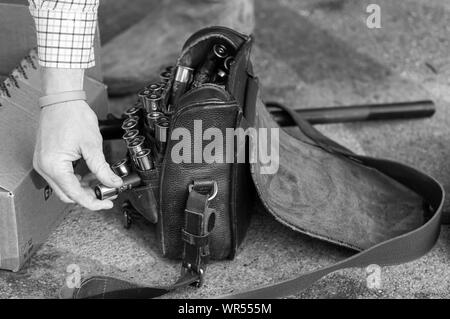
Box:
188 181 218 201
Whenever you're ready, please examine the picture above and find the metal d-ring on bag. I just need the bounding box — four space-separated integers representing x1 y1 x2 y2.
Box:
61 26 444 299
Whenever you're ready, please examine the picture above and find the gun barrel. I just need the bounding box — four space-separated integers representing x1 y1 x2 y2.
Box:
267 100 435 126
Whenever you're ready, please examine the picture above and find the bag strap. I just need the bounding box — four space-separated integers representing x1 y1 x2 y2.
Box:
219 104 443 298
221 164 443 298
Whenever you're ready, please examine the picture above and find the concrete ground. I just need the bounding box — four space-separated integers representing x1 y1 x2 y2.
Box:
1 0 450 298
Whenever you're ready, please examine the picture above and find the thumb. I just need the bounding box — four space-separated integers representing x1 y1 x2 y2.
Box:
82 144 123 188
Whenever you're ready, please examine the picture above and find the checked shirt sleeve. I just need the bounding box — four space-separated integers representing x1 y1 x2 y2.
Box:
28 0 100 69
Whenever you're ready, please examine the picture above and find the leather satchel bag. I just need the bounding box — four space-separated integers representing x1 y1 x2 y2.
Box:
63 26 444 299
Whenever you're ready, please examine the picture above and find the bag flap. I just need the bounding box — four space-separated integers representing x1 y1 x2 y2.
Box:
251 97 441 251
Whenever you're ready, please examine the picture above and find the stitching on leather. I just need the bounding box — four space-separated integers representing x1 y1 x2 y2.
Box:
185 208 203 218
75 276 96 299
102 278 107 299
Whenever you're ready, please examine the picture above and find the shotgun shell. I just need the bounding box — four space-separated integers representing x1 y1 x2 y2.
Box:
124 105 142 118
146 82 162 94
158 81 168 91
155 120 170 153
137 87 152 104
146 111 164 133
94 184 118 201
171 65 194 106
192 44 229 87
127 135 146 156
144 93 163 113
160 70 172 83
111 158 130 177
126 115 140 123
223 56 234 71
213 43 228 59
121 118 139 132
122 129 140 144
94 173 141 200
134 149 154 171
174 65 193 85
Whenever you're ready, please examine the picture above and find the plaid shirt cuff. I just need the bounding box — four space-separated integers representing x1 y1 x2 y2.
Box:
29 1 99 69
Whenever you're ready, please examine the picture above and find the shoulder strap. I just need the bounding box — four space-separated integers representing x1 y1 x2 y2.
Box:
221 159 443 298
220 104 443 298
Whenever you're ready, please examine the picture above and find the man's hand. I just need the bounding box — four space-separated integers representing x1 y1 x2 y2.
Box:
33 67 122 210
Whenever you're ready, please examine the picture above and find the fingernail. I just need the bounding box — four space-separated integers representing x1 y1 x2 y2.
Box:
104 201 114 210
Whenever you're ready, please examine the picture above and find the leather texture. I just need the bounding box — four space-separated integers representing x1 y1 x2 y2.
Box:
159 101 242 259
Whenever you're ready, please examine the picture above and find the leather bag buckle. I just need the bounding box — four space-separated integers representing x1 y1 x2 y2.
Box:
188 180 218 201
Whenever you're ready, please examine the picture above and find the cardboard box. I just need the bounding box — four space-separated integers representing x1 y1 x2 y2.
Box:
0 1 108 271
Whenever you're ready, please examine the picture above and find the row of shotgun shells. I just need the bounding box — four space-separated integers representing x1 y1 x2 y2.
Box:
120 114 155 171
94 66 176 201
124 103 170 153
134 65 174 114
160 67 173 82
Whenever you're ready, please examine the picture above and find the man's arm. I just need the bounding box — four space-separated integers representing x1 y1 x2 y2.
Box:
29 0 123 210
